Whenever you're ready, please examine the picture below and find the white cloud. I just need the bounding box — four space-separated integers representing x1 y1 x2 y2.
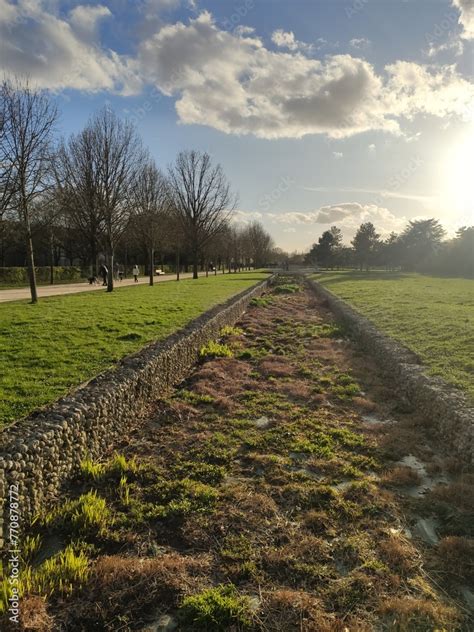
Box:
424 37 464 58
69 4 111 40
333 151 343 159
232 210 263 224
272 29 298 51
368 143 376 153
0 0 140 94
349 37 370 49
268 203 406 236
453 0 474 39
138 12 473 140
0 5 472 138
271 29 314 54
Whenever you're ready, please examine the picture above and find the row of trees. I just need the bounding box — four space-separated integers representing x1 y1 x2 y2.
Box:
306 219 473 277
0 80 276 301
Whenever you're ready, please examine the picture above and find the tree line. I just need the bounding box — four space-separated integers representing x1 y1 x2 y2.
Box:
305 219 473 278
0 80 276 301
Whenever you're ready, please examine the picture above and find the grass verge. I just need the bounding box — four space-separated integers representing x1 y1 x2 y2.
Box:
312 271 474 399
0 272 268 425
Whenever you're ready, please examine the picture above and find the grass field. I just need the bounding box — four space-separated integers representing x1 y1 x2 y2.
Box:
0 272 268 425
312 271 474 399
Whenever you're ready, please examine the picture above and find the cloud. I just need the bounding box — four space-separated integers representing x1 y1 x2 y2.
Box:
349 37 370 49
0 0 140 94
424 37 464 59
69 4 111 40
453 0 474 39
138 12 473 139
368 143 376 153
232 210 263 224
267 203 406 236
332 151 343 159
0 5 472 137
271 29 314 53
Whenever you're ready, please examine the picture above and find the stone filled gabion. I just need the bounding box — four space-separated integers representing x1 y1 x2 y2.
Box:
307 277 474 465
0 277 271 547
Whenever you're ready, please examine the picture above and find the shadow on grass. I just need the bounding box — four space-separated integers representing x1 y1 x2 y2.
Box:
315 271 408 285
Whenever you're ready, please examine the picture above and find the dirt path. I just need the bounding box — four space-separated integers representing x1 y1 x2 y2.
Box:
0 273 194 303
7 277 473 631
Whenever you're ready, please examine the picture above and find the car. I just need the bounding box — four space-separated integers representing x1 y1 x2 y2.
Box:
155 269 165 275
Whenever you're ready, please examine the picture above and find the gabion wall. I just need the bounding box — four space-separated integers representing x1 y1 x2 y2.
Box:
0 277 271 547
307 277 474 464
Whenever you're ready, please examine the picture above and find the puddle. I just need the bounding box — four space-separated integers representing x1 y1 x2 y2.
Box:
144 614 178 632
413 517 440 545
253 416 271 429
361 414 393 426
397 455 451 498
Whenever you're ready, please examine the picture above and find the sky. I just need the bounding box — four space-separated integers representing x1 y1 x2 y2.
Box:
1 0 473 251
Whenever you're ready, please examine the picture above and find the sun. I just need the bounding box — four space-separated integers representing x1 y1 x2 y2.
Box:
439 124 474 225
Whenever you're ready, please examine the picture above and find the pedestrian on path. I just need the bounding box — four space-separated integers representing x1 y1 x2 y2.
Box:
99 264 108 286
132 265 139 283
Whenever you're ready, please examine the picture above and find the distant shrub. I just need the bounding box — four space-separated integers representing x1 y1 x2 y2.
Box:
0 266 84 286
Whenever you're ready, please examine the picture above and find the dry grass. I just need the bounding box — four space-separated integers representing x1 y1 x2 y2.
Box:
382 466 422 487
437 536 474 581
379 596 461 631
432 479 474 512
379 534 419 576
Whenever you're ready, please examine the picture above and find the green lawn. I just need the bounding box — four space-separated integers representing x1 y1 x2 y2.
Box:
0 272 268 425
312 271 474 399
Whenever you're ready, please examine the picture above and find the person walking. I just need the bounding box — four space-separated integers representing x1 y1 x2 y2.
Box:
99 263 108 286
132 264 139 283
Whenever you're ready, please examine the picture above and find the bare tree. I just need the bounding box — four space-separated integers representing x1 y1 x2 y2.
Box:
130 158 169 286
90 108 146 291
55 128 104 276
1 79 58 302
167 150 236 279
242 221 274 268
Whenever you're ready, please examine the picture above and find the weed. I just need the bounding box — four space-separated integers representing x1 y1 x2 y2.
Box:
80 457 105 481
44 491 112 537
220 325 244 337
200 341 234 360
274 283 300 294
178 389 215 405
179 584 252 630
250 296 272 307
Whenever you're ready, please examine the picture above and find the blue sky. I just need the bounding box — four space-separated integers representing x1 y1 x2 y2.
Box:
1 0 473 250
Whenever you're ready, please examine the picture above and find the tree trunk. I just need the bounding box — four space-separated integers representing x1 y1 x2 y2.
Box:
205 259 209 278
49 230 54 285
149 247 154 286
192 248 199 279
24 213 38 303
91 239 97 277
107 248 114 292
176 248 180 281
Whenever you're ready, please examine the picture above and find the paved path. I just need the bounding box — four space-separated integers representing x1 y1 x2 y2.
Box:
0 273 195 303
